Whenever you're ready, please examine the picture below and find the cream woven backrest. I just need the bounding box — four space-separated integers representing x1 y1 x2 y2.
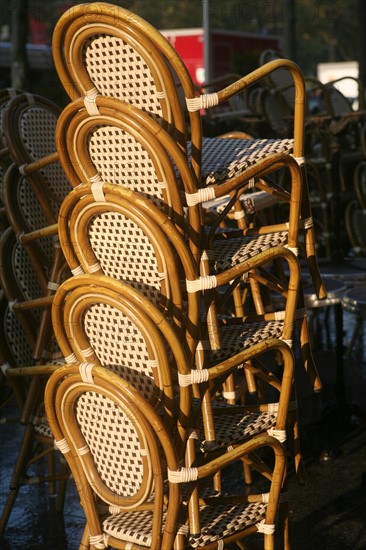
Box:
58 185 187 327
0 227 56 366
45 363 180 548
74 387 154 502
3 164 55 273
52 275 177 420
52 3 192 150
52 274 193 452
56 96 185 221
0 297 35 370
3 93 71 210
0 227 45 306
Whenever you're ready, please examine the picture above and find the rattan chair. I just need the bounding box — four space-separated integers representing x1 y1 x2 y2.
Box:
45 361 287 549
0 88 22 231
54 188 301 485
1 92 72 360
0 227 67 535
51 1 326 302
54 94 321 398
2 92 69 218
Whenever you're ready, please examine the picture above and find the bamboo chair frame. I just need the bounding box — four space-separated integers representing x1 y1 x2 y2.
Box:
0 88 22 230
45 362 287 550
54 190 302 483
54 95 320 395
0 227 67 535
1 92 72 361
51 1 326 302
51 273 294 531
2 92 68 219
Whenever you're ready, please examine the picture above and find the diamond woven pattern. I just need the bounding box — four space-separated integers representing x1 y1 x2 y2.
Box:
4 305 34 367
209 321 284 363
103 508 162 546
199 137 294 185
20 107 71 203
88 212 162 304
189 501 267 547
84 303 158 403
88 125 165 209
76 391 146 496
13 240 43 303
200 409 278 453
211 232 289 272
18 175 55 265
85 35 163 118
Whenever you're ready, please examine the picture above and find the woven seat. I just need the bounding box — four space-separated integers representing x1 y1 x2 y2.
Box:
45 352 287 548
1 92 72 360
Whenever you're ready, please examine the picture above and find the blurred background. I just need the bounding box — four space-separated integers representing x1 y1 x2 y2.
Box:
1 0 366 106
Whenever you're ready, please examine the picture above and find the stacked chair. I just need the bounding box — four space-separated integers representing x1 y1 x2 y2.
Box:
0 88 22 232
1 3 328 548
52 1 327 388
0 92 72 534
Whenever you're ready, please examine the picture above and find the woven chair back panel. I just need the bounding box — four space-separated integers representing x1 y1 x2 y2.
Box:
88 212 163 304
87 126 165 209
84 35 164 121
83 303 160 403
75 391 148 496
4 306 34 367
13 241 44 304
20 107 57 160
20 107 71 204
18 175 55 265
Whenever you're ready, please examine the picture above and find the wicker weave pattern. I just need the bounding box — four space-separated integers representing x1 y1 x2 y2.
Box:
20 107 70 203
84 303 159 403
88 125 165 207
200 411 278 452
13 240 43 303
88 212 162 303
76 391 148 496
85 35 164 118
103 508 159 546
3 305 34 367
212 232 289 271
200 136 294 184
210 321 284 362
33 422 53 438
190 501 267 547
18 174 55 264
20 108 57 160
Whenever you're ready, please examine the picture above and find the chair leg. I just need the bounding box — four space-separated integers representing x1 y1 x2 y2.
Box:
80 523 91 549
